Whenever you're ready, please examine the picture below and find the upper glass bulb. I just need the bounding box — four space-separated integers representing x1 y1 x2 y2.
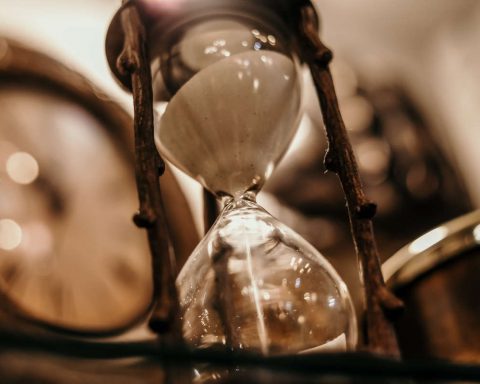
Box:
153 16 302 197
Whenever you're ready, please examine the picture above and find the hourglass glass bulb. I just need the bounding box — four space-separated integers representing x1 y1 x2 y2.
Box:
177 198 357 354
153 18 302 198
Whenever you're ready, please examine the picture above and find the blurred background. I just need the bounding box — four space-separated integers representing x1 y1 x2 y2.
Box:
0 0 479 362
1 0 478 218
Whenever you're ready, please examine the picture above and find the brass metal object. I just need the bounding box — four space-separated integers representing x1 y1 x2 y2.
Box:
384 210 480 362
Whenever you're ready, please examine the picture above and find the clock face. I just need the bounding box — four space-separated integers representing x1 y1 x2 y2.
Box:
0 86 152 334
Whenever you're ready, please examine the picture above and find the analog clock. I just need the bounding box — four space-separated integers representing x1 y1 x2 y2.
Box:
0 39 197 335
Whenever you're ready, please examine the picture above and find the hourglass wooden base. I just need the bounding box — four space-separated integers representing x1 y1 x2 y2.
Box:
107 0 402 358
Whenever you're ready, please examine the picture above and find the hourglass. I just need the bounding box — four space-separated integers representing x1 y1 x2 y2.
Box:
106 0 401 359
151 14 357 354
134 0 357 354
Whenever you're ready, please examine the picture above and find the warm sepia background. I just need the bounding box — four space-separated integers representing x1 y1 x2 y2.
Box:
0 0 480 376
0 0 479 345
1 0 479 208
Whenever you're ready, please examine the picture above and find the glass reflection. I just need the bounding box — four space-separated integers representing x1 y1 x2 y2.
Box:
6 152 39 185
0 219 22 251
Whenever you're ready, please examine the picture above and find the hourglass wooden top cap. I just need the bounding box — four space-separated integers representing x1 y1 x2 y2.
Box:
105 0 319 90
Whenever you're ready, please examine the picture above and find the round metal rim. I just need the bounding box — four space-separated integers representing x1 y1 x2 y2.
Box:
382 209 480 288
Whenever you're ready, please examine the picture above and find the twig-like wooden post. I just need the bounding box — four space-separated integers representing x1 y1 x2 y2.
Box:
297 3 403 357
116 3 181 339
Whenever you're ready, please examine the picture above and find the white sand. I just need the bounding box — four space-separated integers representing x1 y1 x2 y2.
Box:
155 50 301 197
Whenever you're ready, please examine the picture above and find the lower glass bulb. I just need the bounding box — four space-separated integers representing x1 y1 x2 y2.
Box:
177 198 357 355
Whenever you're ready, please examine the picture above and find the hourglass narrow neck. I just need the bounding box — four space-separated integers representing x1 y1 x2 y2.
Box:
220 190 257 209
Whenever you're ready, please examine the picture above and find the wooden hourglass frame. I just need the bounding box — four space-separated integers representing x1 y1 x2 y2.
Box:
105 0 403 357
